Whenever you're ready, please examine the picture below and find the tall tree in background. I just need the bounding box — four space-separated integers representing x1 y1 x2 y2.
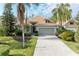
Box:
75 11 79 43
17 3 25 48
2 3 15 36
51 3 72 26
51 7 59 23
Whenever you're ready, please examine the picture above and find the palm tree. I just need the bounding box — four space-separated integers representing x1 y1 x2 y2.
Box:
51 8 59 23
52 4 62 25
57 3 71 25
62 3 72 22
17 3 25 48
51 3 72 26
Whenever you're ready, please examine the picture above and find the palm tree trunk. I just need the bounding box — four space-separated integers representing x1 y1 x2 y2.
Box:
22 24 25 48
17 3 25 48
60 21 62 26
60 18 62 26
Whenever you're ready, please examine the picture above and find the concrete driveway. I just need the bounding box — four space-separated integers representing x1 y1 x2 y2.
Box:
33 36 77 56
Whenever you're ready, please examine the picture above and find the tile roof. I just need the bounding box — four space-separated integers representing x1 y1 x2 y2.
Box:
26 16 57 25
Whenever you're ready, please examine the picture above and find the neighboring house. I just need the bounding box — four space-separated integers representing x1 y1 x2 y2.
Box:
63 19 78 32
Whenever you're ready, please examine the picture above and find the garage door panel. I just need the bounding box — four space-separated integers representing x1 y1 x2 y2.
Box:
38 28 55 35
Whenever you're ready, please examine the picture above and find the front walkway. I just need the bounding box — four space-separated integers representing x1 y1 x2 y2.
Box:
33 36 77 56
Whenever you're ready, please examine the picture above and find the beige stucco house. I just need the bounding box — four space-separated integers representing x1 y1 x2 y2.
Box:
24 16 78 35
27 16 58 35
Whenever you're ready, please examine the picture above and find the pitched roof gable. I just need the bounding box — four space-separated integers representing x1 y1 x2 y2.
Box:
63 19 78 26
27 16 45 24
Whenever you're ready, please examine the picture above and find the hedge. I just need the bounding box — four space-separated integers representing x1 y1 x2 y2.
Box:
59 30 74 41
56 26 66 34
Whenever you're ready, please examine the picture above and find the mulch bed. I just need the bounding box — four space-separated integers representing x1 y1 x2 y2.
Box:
13 36 32 42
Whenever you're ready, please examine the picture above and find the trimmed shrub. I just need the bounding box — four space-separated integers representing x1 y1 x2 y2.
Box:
15 27 22 36
56 26 66 36
14 26 32 41
59 30 74 41
25 32 32 36
24 24 30 32
0 44 10 56
34 31 38 36
15 27 31 36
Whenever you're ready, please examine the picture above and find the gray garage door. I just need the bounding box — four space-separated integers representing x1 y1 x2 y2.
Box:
38 28 55 35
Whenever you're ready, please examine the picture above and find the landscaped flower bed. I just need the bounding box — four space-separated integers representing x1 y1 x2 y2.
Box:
56 26 75 41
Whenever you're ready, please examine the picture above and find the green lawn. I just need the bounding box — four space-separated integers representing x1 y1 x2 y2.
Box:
0 44 10 56
62 40 79 54
0 36 37 56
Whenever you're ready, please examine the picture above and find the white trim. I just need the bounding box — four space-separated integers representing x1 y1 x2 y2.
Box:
63 19 78 26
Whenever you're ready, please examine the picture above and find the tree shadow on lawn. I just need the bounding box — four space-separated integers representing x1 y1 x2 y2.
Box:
13 36 32 42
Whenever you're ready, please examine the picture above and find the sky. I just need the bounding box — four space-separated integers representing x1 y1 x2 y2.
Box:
0 3 79 19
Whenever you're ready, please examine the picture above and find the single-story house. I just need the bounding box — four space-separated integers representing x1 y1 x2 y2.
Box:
27 16 58 36
17 16 78 36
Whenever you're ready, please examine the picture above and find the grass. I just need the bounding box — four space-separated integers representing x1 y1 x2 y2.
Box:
0 36 37 56
9 36 37 56
0 44 10 56
62 40 79 54
0 36 23 49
